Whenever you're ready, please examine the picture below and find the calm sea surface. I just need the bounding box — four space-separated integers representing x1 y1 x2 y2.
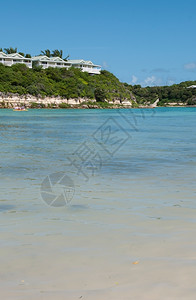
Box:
0 107 196 299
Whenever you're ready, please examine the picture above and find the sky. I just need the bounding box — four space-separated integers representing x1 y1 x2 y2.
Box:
1 0 196 86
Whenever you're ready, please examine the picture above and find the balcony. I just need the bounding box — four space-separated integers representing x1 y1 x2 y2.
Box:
4 59 13 66
12 61 32 68
55 64 69 69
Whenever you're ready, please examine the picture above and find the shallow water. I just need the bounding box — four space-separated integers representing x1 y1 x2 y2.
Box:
0 107 196 299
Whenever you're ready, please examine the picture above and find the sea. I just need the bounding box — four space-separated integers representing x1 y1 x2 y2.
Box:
0 107 196 299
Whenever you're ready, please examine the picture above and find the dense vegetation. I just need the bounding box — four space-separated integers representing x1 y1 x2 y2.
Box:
125 82 196 106
0 63 133 101
0 44 196 106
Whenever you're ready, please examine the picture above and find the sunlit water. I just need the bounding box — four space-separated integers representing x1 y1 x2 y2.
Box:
0 108 196 299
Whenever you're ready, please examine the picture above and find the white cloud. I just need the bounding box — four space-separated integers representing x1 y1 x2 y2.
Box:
131 75 138 84
165 76 176 86
167 79 175 85
184 62 196 70
143 75 162 86
144 75 156 85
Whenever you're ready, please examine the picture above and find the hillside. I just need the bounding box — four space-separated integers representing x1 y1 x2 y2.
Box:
125 82 196 106
0 62 196 107
0 63 134 103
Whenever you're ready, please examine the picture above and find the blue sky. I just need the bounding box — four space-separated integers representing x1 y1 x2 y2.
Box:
1 0 196 86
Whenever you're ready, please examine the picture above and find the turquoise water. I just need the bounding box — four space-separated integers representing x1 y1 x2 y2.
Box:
0 107 195 208
0 107 196 299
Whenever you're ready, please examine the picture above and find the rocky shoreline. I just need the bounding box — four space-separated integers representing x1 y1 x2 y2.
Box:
0 93 165 109
0 93 134 109
0 93 189 109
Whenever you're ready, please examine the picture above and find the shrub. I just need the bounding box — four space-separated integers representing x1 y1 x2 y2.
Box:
94 88 106 102
59 103 71 109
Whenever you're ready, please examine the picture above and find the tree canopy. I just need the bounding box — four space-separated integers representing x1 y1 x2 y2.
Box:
125 82 196 105
0 46 196 105
4 47 17 54
0 63 133 101
40 49 69 60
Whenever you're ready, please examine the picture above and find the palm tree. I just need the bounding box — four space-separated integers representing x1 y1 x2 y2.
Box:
4 47 17 54
0 48 3 52
63 54 70 61
40 49 69 60
51 49 63 58
40 49 51 57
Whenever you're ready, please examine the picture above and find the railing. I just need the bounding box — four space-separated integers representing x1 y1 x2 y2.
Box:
2 60 31 66
55 64 69 68
40 63 70 69
12 61 32 67
3 62 14 66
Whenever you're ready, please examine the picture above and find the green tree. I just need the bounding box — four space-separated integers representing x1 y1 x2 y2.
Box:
63 54 70 61
94 88 106 102
25 54 31 58
40 49 51 57
4 47 17 54
187 97 196 105
52 49 63 58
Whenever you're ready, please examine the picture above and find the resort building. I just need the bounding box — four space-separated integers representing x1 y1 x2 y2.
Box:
31 56 101 74
0 52 101 74
187 85 196 89
0 52 32 68
31 55 71 69
67 59 101 74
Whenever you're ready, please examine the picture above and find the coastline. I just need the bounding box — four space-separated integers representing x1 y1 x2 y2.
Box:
0 93 133 109
0 93 191 109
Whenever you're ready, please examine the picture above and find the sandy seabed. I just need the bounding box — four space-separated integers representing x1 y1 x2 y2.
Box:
1 177 196 300
1 108 196 299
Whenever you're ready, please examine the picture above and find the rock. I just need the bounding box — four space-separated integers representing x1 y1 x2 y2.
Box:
113 100 121 104
122 100 132 107
167 102 178 106
0 93 135 109
150 98 159 108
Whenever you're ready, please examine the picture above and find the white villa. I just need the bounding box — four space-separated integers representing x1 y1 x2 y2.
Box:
187 85 196 89
0 52 101 74
0 52 32 68
31 56 101 74
67 59 101 74
31 55 70 69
